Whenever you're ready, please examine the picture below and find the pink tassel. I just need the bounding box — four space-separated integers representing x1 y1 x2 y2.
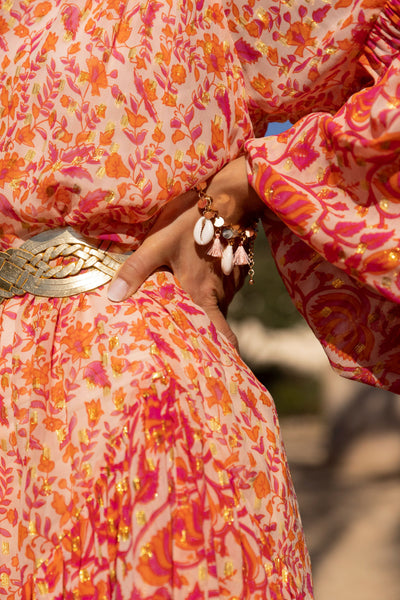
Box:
207 234 223 257
233 244 249 265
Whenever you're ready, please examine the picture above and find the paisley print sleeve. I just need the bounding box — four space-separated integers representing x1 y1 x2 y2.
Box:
244 0 400 392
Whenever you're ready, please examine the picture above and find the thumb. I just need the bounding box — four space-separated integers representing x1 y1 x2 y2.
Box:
201 302 239 351
107 242 164 301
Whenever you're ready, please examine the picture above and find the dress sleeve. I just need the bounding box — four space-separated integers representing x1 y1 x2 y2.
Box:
243 0 400 392
229 0 386 133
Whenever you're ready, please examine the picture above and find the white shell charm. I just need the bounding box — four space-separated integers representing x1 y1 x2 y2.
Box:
221 244 234 275
193 217 214 245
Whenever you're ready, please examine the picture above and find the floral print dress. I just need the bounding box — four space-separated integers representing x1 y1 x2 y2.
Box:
0 0 399 598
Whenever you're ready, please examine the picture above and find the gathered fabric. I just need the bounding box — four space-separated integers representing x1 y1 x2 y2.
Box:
0 271 311 599
0 0 399 597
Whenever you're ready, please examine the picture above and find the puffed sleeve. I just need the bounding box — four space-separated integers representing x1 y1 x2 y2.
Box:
240 0 400 391
229 0 386 131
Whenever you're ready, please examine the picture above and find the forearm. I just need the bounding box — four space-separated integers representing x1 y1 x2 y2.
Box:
202 156 265 226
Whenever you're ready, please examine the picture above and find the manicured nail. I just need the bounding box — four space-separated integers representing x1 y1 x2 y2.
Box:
108 278 129 302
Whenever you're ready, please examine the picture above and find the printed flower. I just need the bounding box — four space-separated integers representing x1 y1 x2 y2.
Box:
60 322 96 361
171 64 187 84
205 378 232 414
152 125 165 143
15 125 35 147
105 153 130 178
83 361 111 388
41 547 64 592
96 104 107 118
60 95 70 108
253 471 271 499
162 92 177 107
110 355 129 376
144 79 157 101
42 31 58 52
198 33 226 78
1 87 18 120
112 387 126 411
85 399 104 427
36 175 58 203
62 4 81 36
68 42 81 54
50 381 66 410
43 417 64 432
284 22 317 57
85 56 108 96
34 2 52 17
245 20 264 38
291 140 319 170
7 509 17 527
38 452 55 474
116 20 132 43
205 3 224 23
125 108 148 129
99 127 114 145
14 23 29 37
0 153 25 188
54 185 73 207
0 16 9 35
251 74 273 97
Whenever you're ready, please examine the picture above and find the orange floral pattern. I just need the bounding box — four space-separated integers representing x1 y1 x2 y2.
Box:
0 0 399 597
0 273 311 599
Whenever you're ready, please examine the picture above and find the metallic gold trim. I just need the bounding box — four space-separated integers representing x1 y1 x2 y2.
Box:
0 228 128 301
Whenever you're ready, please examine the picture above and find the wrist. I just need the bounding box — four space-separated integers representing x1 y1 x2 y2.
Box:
204 156 264 225
193 183 258 284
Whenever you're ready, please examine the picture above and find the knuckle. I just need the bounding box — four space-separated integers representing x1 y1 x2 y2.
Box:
118 252 148 282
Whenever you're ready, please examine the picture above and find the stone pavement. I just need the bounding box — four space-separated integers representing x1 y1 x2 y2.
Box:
280 415 400 600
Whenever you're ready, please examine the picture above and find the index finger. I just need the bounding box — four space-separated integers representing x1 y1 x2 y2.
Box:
107 240 167 301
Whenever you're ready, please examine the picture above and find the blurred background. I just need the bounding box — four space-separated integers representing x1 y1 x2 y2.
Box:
229 121 400 600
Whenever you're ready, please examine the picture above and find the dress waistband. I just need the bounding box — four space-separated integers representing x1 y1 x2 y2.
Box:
0 228 128 302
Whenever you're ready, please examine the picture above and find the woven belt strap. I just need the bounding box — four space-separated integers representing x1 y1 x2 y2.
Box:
0 227 128 302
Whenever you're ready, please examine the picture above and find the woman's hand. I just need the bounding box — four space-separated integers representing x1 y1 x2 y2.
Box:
107 156 264 349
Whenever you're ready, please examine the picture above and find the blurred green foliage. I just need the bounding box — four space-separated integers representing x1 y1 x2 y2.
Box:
229 229 301 329
254 366 321 415
229 230 321 416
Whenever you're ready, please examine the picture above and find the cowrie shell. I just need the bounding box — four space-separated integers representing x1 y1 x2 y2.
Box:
193 217 214 245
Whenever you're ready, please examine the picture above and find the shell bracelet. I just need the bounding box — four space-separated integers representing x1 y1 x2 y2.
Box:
193 186 257 284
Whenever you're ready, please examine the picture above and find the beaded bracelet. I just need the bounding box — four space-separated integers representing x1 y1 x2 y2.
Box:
193 186 257 284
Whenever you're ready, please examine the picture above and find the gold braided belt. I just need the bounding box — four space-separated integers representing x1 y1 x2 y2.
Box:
0 227 129 302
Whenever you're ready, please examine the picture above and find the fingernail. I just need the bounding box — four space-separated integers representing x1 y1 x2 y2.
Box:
108 278 129 302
